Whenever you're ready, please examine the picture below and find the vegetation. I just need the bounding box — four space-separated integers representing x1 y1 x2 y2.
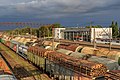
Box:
86 25 102 28
6 23 63 38
5 21 120 38
110 21 119 38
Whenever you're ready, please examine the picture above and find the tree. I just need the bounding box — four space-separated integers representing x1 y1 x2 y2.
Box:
86 25 102 28
35 29 40 38
14 28 19 35
115 22 119 37
4 23 63 38
39 26 48 37
24 26 31 34
110 21 119 37
52 23 61 28
39 23 63 38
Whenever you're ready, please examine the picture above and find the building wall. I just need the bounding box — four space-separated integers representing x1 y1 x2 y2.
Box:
54 28 66 39
64 28 90 41
54 27 112 42
91 28 112 42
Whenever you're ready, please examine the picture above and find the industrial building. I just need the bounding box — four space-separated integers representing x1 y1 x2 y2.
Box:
54 28 66 39
54 27 112 42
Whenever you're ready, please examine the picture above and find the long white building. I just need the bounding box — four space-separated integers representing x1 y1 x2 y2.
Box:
54 27 112 42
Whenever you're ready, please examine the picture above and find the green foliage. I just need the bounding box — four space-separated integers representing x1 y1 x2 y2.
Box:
52 23 61 28
110 21 119 37
39 26 48 37
22 26 31 34
4 23 63 38
36 29 39 38
39 23 63 37
86 25 102 28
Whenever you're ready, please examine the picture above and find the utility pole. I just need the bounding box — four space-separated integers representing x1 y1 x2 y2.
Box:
29 28 32 39
47 27 49 38
52 26 54 51
109 28 112 50
90 21 96 48
90 21 93 44
98 27 112 50
93 28 96 48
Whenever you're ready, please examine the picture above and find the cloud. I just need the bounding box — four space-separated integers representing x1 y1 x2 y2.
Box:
0 0 120 18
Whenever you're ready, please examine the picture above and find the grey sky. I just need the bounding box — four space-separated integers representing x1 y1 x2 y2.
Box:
0 0 120 27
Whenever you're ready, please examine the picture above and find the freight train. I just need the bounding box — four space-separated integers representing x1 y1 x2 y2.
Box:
27 46 107 80
0 36 120 80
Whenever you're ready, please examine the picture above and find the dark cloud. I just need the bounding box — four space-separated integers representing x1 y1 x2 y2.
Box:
0 0 119 18
0 0 120 28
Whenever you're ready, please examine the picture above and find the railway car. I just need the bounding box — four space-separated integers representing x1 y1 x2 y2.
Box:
27 46 50 71
37 41 59 50
57 43 71 50
8 36 21 52
27 47 77 79
58 50 119 71
27 46 107 80
1 37 6 44
0 36 109 79
18 45 28 59
0 55 17 80
0 36 12 47
96 48 120 65
4 36 12 47
10 40 19 53
56 47 119 71
57 44 83 52
88 56 119 70
56 49 73 55
6 41 11 47
81 47 98 55
17 38 38 60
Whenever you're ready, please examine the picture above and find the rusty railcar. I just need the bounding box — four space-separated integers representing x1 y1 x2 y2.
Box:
27 46 107 80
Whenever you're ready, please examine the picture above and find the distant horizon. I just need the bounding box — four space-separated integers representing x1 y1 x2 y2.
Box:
0 20 119 30
0 20 117 31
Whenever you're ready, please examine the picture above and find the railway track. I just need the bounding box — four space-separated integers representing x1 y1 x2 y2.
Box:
105 71 120 80
55 40 120 51
0 43 51 80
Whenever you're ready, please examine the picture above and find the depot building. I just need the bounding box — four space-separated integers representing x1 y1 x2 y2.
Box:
54 27 112 42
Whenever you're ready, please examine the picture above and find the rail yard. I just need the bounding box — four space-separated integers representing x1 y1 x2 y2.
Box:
0 43 51 80
0 0 120 79
0 34 120 80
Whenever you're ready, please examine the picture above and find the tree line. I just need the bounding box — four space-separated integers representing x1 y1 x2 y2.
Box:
5 21 120 38
6 23 63 38
109 21 119 38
